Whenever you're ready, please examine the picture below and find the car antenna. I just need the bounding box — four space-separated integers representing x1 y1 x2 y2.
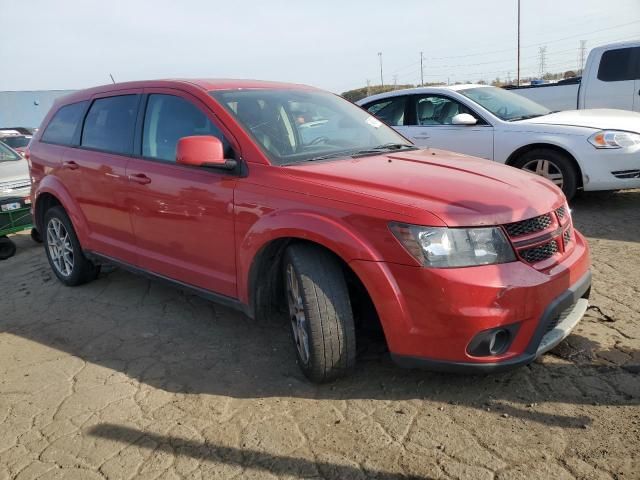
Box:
109 73 116 84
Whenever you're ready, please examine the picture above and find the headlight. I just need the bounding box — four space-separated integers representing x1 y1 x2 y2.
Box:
389 223 516 268
587 130 640 149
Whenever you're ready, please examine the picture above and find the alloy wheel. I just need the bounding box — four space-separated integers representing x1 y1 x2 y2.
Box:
521 159 564 188
286 263 310 365
47 217 74 277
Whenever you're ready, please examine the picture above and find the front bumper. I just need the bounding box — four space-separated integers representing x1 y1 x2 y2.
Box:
349 229 591 373
391 271 590 373
579 147 640 191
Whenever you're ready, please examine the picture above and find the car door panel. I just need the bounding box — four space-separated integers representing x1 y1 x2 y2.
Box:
126 89 238 298
63 90 141 264
402 94 494 159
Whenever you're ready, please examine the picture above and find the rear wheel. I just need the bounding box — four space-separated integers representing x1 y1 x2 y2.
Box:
283 243 356 382
513 148 578 200
44 206 100 286
0 236 16 260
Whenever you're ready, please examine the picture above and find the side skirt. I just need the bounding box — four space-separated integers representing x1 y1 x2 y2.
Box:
86 251 252 318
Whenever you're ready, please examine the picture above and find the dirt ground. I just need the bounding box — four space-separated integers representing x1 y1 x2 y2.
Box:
1 190 639 480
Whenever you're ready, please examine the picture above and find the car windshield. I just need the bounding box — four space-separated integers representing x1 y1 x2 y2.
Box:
210 89 415 165
458 86 552 121
0 142 21 162
1 136 30 149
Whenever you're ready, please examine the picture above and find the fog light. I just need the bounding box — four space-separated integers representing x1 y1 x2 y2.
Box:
467 324 519 357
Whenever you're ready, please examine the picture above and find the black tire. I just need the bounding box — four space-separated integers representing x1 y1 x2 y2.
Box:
512 148 579 200
30 228 43 243
43 206 100 286
0 236 16 260
283 243 356 382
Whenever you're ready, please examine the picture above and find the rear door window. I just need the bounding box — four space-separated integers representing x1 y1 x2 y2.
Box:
81 95 140 155
142 94 232 162
363 96 406 126
597 47 640 82
41 101 88 146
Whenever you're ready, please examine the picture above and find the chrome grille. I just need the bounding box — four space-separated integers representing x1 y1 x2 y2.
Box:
504 214 552 238
520 239 558 264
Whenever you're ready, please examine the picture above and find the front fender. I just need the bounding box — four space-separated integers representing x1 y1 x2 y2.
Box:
35 176 90 245
237 210 383 303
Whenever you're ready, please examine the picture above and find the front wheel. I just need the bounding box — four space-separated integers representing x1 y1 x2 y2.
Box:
513 148 579 200
283 243 356 383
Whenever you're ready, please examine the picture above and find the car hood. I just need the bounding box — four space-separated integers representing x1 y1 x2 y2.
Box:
284 149 563 227
519 109 640 132
0 158 31 198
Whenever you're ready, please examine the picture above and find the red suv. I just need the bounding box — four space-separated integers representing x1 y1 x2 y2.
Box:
28 80 591 382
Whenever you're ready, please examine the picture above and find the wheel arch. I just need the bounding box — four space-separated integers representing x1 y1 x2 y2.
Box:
505 143 583 189
34 177 90 243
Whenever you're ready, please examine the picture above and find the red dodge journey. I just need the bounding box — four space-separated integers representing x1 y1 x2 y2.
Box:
27 79 591 382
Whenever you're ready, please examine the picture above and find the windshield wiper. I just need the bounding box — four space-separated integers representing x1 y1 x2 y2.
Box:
370 143 417 151
351 143 418 157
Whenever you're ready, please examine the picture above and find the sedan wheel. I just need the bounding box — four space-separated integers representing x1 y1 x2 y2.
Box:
521 159 564 188
286 263 311 365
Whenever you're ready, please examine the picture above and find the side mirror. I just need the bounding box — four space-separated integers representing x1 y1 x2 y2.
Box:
451 113 478 125
176 136 236 170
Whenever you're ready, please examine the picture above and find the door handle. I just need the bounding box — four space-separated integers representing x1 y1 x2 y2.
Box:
413 135 430 139
128 173 151 185
62 160 79 170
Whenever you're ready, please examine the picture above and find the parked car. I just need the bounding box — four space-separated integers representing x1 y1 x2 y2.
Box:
506 40 640 112
0 141 36 259
29 79 591 382
357 84 640 199
0 130 33 155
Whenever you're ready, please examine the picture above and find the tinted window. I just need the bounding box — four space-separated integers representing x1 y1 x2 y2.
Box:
41 101 87 145
0 142 21 162
81 95 139 154
142 94 232 162
2 136 31 149
364 97 406 126
597 47 639 82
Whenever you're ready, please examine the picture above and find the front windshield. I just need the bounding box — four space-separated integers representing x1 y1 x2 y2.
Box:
459 86 551 121
2 136 30 149
0 142 21 162
211 89 414 165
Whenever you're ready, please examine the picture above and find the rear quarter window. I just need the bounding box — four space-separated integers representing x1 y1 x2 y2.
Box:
41 101 88 146
597 47 640 82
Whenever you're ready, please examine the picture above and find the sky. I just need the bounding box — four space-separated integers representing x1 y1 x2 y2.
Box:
1 0 639 93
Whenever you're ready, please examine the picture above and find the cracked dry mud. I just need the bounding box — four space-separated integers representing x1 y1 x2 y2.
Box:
1 190 639 480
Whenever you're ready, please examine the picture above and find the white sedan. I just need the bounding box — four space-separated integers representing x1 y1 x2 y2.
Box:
357 85 640 199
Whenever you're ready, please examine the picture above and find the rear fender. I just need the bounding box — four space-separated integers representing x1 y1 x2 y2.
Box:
35 176 90 246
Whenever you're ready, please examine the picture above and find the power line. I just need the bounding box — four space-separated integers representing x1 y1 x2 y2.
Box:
538 46 547 77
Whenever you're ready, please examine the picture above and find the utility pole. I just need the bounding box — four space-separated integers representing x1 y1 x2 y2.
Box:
507 71 512 85
538 46 547 78
378 52 384 87
578 40 587 73
420 51 424 86
517 0 521 86
366 79 371 97
393 75 398 89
